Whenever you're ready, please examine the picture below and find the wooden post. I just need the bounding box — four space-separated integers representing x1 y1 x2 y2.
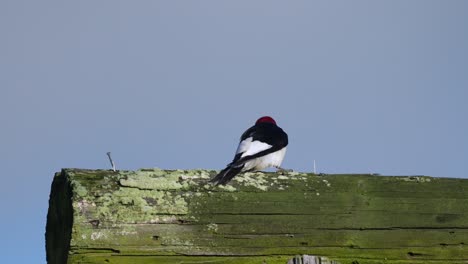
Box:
46 168 468 264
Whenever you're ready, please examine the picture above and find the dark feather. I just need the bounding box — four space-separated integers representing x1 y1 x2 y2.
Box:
210 164 244 185
241 123 288 147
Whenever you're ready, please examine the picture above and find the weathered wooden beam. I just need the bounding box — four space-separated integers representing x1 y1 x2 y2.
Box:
46 168 468 264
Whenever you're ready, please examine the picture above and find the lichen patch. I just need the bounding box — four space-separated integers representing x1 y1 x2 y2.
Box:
120 172 183 190
235 172 269 191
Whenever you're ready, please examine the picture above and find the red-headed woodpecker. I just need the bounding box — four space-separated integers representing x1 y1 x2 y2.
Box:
211 116 289 185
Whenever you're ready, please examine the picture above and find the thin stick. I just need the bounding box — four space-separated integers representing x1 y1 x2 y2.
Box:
313 160 316 174
107 152 116 172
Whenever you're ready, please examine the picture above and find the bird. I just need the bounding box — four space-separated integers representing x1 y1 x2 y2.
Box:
210 116 289 185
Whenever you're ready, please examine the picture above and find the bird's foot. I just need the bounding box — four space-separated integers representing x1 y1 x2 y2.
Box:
276 167 293 174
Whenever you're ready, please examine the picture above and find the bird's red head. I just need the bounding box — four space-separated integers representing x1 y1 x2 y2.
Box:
255 116 277 125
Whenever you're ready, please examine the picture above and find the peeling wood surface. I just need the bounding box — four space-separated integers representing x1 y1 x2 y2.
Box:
46 169 468 264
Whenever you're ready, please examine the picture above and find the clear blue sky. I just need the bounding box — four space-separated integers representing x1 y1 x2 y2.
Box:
1 1 468 263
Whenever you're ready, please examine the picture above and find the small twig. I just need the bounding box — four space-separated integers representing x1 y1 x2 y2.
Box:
107 152 116 171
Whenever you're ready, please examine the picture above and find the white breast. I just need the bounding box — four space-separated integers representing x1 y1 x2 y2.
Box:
243 147 287 171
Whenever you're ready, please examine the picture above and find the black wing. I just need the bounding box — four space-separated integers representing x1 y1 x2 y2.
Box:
231 123 288 167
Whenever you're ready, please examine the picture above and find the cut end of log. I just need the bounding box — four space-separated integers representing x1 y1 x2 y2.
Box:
46 170 73 264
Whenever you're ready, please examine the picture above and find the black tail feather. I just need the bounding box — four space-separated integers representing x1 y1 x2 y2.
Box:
210 165 243 185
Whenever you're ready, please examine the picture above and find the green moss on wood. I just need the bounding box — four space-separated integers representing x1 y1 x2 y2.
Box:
46 168 468 264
